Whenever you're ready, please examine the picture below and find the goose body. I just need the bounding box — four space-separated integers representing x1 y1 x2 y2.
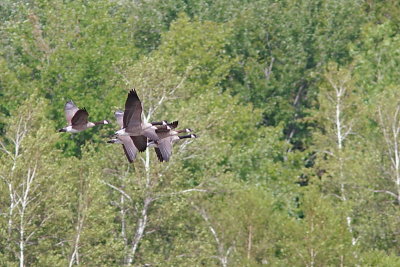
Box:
107 136 138 163
154 127 193 161
59 101 109 133
148 134 197 162
108 110 140 163
115 89 159 142
109 111 176 162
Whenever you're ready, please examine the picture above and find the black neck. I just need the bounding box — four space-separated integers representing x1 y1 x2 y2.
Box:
151 121 165 125
179 134 192 139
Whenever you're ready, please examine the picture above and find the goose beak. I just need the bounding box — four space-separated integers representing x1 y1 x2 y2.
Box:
58 128 66 132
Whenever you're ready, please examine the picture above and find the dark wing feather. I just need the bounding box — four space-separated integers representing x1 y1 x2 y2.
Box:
122 145 134 163
71 108 89 126
157 138 173 162
123 89 142 130
130 135 148 152
169 121 178 129
120 136 138 162
154 147 164 162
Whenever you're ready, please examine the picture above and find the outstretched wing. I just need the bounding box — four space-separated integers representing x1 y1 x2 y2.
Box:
154 147 164 162
64 101 79 125
157 137 173 162
143 127 160 142
130 135 148 152
123 89 142 131
71 108 89 126
120 136 138 163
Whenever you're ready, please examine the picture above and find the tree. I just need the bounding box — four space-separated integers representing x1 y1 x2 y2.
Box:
0 95 65 266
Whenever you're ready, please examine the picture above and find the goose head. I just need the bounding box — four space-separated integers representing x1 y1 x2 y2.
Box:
107 138 123 144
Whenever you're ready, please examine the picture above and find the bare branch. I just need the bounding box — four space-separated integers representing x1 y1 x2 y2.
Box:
126 196 153 265
372 190 398 199
0 141 14 159
193 205 232 267
156 188 208 200
147 72 188 120
264 57 275 81
101 180 132 202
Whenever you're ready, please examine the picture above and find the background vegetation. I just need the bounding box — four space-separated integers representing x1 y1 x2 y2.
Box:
1 0 400 265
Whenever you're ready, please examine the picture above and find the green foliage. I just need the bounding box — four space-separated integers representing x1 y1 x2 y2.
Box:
1 0 399 265
286 187 356 266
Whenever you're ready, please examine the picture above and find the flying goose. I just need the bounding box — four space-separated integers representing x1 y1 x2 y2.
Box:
115 90 160 144
58 100 109 133
107 138 138 163
148 134 197 162
151 120 168 126
154 121 178 132
107 110 139 163
110 110 178 155
151 127 194 162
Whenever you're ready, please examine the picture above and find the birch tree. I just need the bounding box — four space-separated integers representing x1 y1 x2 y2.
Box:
313 63 361 247
373 89 400 206
0 96 64 266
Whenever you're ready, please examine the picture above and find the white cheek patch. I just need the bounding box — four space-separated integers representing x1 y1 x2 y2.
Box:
104 120 109 124
116 129 128 136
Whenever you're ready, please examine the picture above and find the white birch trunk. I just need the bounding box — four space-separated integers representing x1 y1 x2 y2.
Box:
18 164 37 267
0 118 26 248
69 213 84 267
378 106 400 204
121 194 128 247
327 75 357 246
125 112 153 266
195 206 233 267
126 196 152 265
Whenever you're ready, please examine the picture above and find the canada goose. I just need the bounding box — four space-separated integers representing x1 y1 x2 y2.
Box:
107 110 139 163
151 120 168 126
58 100 109 133
155 128 193 161
148 134 197 162
154 121 178 132
107 138 138 163
110 111 176 157
115 89 159 143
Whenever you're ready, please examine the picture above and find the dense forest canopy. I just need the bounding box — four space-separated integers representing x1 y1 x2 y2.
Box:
1 0 400 265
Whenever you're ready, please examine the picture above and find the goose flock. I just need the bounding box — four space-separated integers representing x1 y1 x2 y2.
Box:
58 89 197 162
